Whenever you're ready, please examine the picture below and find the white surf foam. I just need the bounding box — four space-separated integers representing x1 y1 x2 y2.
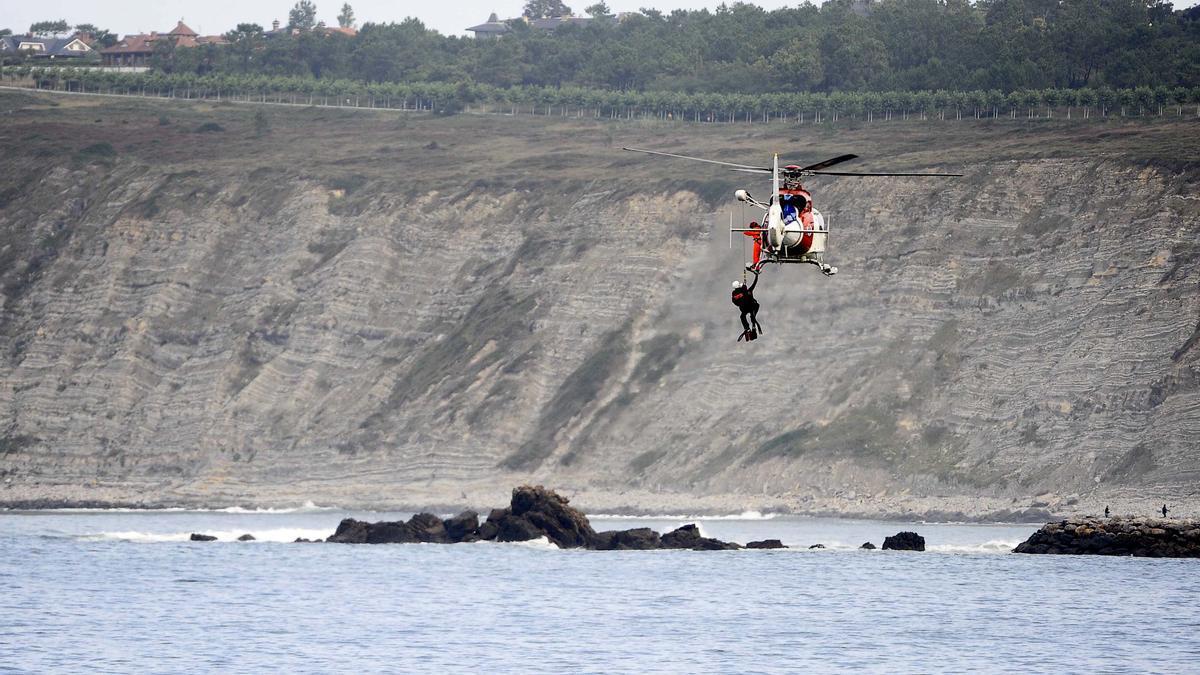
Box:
38 501 337 514
82 527 334 543
590 510 778 521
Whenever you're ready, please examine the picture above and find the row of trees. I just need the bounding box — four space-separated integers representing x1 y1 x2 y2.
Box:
142 0 1200 94
7 66 1200 122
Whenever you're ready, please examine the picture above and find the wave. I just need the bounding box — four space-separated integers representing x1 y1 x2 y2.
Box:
35 501 338 514
926 539 1021 554
80 527 334 543
589 510 779 521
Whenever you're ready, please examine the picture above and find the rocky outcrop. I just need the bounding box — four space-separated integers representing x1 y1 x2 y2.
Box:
593 528 661 550
659 524 741 551
189 533 216 542
860 542 877 550
481 485 597 548
327 485 742 550
1014 517 1200 557
882 532 925 551
237 533 255 541
746 539 787 549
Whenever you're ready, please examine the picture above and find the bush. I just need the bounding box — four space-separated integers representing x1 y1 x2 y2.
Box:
195 122 225 133
76 142 116 160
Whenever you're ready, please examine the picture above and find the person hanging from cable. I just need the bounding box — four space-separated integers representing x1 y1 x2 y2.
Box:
732 269 763 341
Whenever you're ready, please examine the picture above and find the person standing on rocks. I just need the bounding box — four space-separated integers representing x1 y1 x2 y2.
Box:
1104 506 1110 518
1162 504 1169 518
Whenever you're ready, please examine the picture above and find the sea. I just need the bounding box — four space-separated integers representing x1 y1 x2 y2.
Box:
2 507 1198 674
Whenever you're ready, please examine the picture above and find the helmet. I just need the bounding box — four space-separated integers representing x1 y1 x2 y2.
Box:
732 280 742 289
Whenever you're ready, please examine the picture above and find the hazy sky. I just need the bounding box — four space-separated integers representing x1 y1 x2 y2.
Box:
7 0 1198 38
5 1 815 38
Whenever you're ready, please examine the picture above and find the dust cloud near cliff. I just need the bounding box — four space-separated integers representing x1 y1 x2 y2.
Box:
1 91 1197 515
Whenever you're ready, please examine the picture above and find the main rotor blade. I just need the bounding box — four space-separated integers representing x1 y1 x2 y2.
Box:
799 154 859 172
729 167 773 174
809 170 963 177
622 147 767 171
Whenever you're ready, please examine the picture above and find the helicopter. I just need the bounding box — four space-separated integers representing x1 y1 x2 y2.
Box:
622 147 962 277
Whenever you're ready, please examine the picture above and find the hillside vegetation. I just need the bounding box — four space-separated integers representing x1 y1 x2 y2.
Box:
0 90 1197 515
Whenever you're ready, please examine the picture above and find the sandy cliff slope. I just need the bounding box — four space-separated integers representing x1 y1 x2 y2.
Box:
0 91 1197 516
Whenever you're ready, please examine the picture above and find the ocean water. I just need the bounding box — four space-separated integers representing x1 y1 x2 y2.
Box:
2 509 1198 673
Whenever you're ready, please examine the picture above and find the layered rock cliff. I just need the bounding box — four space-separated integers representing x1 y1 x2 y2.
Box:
0 91 1197 513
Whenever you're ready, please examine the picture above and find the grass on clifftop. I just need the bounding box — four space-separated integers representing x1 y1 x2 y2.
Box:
1 90 1198 212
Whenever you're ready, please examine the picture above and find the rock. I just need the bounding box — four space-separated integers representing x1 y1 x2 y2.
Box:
189 533 217 541
808 543 826 549
860 542 876 549
326 518 370 543
660 524 740 551
1014 517 1200 557
489 512 544 543
293 537 322 543
407 512 449 543
508 485 597 548
746 539 787 549
882 531 925 551
477 509 505 541
444 510 480 543
236 533 255 541
594 528 662 550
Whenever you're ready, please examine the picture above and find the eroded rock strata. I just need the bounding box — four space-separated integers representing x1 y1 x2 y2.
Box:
1013 517 1200 557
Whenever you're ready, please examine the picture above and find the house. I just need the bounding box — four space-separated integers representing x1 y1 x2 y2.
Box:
466 13 510 40
0 35 94 60
466 12 619 38
263 19 358 39
100 21 227 67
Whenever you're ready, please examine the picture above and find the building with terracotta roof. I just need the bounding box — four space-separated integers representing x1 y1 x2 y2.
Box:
100 21 226 67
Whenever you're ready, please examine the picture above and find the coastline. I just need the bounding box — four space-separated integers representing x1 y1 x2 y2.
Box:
3 481 1194 523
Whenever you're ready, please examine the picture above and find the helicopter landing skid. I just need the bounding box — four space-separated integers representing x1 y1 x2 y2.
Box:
749 254 837 277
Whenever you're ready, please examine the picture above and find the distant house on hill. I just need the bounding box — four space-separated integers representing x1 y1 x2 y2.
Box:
0 35 94 60
466 13 509 40
264 18 358 39
100 21 227 67
466 11 617 38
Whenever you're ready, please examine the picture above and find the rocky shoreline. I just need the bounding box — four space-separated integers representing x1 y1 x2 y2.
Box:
1013 517 1200 558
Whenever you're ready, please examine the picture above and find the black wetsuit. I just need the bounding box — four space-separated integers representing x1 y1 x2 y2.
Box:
732 274 762 335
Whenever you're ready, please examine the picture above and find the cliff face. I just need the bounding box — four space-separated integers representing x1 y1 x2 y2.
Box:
0 91 1197 510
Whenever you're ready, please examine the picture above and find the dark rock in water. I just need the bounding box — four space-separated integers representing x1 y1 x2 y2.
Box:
1014 517 1200 557
489 512 544 543
594 528 662 550
479 485 598 548
237 533 256 541
860 542 877 550
882 531 925 551
407 512 449 543
444 510 480 543
327 518 370 543
293 538 322 543
189 533 217 542
509 485 597 548
808 543 826 549
746 539 787 549
477 508 505 541
660 524 741 551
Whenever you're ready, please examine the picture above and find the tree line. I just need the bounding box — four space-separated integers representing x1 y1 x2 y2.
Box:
144 0 1199 95
7 66 1200 123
